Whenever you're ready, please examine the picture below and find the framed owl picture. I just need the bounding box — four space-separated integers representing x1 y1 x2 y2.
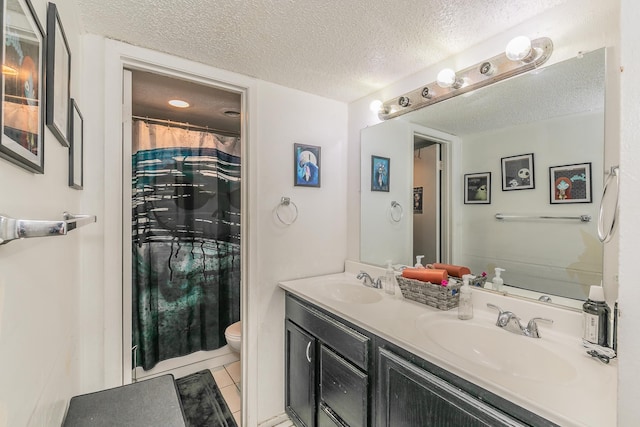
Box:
464 172 491 204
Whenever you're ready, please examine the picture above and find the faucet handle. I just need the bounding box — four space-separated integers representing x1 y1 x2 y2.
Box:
526 317 553 338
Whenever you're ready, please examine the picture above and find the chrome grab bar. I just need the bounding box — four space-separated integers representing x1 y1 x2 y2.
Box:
495 213 591 223
0 212 97 245
598 165 619 243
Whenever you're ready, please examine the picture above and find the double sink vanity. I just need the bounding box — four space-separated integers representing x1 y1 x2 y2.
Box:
279 261 616 427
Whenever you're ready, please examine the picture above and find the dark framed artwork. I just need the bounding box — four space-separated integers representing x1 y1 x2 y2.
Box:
371 155 390 192
501 153 535 191
69 98 83 189
46 2 71 147
0 0 45 173
464 172 491 204
413 186 423 213
549 162 592 204
294 143 321 187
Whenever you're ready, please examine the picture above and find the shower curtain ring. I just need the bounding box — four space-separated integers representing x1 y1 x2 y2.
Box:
276 197 299 225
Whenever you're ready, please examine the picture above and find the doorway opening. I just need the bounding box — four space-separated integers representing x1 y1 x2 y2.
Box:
123 69 243 383
413 134 445 265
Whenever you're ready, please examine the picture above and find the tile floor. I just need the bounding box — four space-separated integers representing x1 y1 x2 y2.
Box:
212 361 295 427
211 361 242 426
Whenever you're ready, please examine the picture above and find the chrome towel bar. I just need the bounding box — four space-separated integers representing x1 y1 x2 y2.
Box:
495 213 591 223
0 212 97 245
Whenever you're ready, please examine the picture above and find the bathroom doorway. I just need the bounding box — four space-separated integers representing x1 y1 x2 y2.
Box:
122 69 243 382
413 134 445 264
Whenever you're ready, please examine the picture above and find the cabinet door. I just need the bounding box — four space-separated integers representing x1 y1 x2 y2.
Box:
286 320 317 427
377 348 527 427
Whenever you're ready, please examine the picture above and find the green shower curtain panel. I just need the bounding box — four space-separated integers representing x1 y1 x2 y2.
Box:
131 123 240 371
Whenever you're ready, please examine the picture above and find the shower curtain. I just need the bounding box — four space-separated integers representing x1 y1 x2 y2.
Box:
131 120 241 371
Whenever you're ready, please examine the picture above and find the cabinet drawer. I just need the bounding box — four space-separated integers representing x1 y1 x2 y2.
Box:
320 345 368 427
286 294 370 369
318 403 347 427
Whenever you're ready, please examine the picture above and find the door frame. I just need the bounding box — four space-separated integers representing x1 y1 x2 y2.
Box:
410 123 460 264
103 39 258 426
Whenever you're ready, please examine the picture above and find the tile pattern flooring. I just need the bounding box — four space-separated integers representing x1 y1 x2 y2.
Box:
211 361 242 426
213 361 294 427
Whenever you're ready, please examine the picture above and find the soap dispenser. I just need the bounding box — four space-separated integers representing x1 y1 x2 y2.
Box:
415 255 425 268
492 268 505 291
384 260 397 296
458 274 474 320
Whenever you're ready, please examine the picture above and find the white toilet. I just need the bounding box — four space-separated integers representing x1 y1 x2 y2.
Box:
224 321 242 354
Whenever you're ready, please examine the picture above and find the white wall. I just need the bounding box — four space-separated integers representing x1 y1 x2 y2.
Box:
0 1 88 426
254 81 347 420
617 1 640 425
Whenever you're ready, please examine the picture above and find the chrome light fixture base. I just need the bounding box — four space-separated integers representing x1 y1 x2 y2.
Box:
378 37 553 120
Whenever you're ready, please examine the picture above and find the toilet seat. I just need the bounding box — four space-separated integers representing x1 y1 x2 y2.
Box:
225 321 241 339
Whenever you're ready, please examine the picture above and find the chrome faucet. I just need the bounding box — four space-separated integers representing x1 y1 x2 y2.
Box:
487 303 553 338
357 271 382 289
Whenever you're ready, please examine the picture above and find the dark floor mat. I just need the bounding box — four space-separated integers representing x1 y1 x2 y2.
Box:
175 370 238 427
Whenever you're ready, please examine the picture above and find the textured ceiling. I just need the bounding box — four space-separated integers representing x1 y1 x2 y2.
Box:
76 0 568 103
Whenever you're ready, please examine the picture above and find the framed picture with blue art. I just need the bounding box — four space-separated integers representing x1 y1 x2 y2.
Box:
371 155 390 192
294 143 321 187
549 162 592 204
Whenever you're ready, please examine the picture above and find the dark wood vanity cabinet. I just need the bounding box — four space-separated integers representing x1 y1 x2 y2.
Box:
376 348 527 427
285 293 556 427
286 294 371 427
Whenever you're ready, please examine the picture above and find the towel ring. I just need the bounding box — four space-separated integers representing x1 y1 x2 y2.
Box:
276 197 299 225
390 201 404 223
598 166 619 243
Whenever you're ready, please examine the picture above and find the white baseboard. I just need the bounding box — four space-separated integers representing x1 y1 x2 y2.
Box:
133 347 239 382
258 412 292 427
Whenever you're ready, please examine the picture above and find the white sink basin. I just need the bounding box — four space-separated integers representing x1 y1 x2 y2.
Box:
418 317 577 384
316 279 383 304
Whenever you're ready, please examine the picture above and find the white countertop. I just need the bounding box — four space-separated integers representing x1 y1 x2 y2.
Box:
279 264 617 427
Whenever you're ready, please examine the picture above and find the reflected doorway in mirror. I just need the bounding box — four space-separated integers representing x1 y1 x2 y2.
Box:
371 155 390 192
501 153 535 191
464 172 491 204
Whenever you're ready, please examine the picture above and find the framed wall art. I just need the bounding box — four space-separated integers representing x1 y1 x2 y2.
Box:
69 99 83 189
46 2 71 147
501 153 534 191
549 162 592 204
464 172 491 204
294 143 321 187
371 155 390 192
413 186 423 213
0 0 45 173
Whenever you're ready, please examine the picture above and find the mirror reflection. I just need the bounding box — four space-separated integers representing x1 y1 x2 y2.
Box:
360 48 605 303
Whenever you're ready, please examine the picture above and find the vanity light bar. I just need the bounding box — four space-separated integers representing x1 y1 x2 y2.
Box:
378 37 553 121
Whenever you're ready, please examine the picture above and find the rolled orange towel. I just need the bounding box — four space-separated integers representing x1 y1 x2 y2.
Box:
401 268 448 284
430 263 471 278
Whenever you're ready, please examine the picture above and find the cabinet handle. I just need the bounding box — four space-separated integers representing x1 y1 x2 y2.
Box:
305 341 312 363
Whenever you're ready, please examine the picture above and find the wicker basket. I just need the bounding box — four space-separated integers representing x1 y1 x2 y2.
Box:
396 276 461 310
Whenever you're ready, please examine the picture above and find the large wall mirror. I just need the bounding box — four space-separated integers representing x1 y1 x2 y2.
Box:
361 48 606 305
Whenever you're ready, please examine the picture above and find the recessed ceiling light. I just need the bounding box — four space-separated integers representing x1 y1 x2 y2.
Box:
168 99 190 108
223 109 241 118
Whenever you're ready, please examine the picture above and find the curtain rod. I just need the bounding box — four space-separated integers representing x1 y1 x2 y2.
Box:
132 115 240 137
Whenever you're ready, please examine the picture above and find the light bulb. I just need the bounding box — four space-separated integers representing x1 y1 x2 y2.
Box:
506 36 532 61
168 99 190 108
369 99 383 113
436 68 456 88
